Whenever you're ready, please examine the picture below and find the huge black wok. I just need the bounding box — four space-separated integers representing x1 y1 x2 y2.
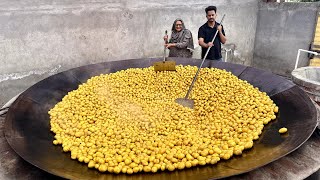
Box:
4 57 318 179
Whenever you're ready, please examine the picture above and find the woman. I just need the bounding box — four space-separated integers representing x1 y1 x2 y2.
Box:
164 18 194 58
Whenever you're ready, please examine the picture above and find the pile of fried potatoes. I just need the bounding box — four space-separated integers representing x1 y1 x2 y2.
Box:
49 65 279 174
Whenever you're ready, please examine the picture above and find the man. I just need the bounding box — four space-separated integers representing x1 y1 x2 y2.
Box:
198 6 227 61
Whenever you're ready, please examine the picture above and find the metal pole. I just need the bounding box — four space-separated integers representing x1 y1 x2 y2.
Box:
225 49 228 62
224 48 232 62
184 14 225 99
295 49 319 69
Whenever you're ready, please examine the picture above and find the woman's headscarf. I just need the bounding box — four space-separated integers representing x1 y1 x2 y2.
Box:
171 18 186 32
170 18 186 41
170 18 194 51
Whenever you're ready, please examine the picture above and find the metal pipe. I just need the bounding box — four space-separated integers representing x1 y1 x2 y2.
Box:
295 49 319 69
224 48 232 62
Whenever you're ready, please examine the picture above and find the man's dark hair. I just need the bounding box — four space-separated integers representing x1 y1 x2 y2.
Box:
205 6 217 14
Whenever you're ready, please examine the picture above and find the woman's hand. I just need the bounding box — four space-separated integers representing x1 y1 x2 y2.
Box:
165 43 176 48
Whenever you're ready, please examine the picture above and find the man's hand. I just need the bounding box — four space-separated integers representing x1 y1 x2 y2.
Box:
199 37 214 48
218 25 222 32
207 42 214 48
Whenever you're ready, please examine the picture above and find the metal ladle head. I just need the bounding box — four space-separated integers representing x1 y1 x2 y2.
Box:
175 98 194 109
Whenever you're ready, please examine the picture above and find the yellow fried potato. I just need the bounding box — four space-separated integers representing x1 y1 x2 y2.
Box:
279 127 288 134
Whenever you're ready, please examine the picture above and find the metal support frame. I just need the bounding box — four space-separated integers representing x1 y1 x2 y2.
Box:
223 48 232 62
295 49 319 70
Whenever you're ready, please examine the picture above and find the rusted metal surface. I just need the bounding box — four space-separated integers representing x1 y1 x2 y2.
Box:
2 58 320 179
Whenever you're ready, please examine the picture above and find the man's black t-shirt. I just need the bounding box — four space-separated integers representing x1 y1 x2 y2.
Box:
198 22 225 60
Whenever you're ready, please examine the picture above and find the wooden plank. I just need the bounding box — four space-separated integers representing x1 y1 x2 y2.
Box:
310 11 320 61
311 44 320 51
312 49 320 52
312 11 319 59
312 44 320 48
309 64 320 67
309 58 320 66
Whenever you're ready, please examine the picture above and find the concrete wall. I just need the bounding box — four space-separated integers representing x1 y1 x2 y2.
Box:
0 0 259 107
253 2 319 76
